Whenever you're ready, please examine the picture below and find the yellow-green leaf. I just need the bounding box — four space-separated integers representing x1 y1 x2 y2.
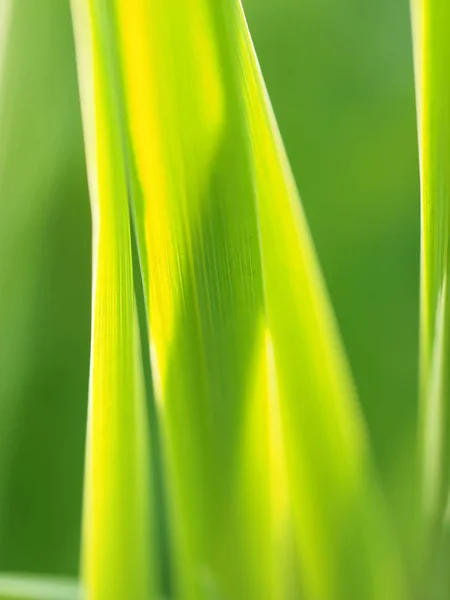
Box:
411 0 450 540
111 0 289 597
239 9 406 600
71 1 407 599
70 2 153 599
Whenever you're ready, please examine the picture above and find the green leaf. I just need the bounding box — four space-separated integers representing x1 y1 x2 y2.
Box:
411 0 450 541
0 574 79 600
71 0 407 599
70 1 153 599
239 8 406 600
112 1 277 597
0 0 90 570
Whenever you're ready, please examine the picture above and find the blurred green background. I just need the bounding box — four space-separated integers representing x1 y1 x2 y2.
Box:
0 0 419 580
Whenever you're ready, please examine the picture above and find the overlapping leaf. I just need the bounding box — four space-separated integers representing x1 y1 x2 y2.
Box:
239 9 405 600
70 2 153 599
113 1 275 597
70 0 407 599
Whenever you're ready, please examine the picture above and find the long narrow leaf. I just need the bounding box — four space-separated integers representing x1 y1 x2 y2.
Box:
70 2 153 599
113 1 276 597
411 0 450 541
71 0 407 599
239 8 406 600
0 574 79 600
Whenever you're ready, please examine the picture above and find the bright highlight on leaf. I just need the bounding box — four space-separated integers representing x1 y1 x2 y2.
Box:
0 1 12 87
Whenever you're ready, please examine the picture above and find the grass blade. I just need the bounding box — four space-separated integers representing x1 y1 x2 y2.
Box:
70 2 153 599
239 8 406 600
411 0 450 540
113 1 277 597
72 0 407 598
0 574 79 600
